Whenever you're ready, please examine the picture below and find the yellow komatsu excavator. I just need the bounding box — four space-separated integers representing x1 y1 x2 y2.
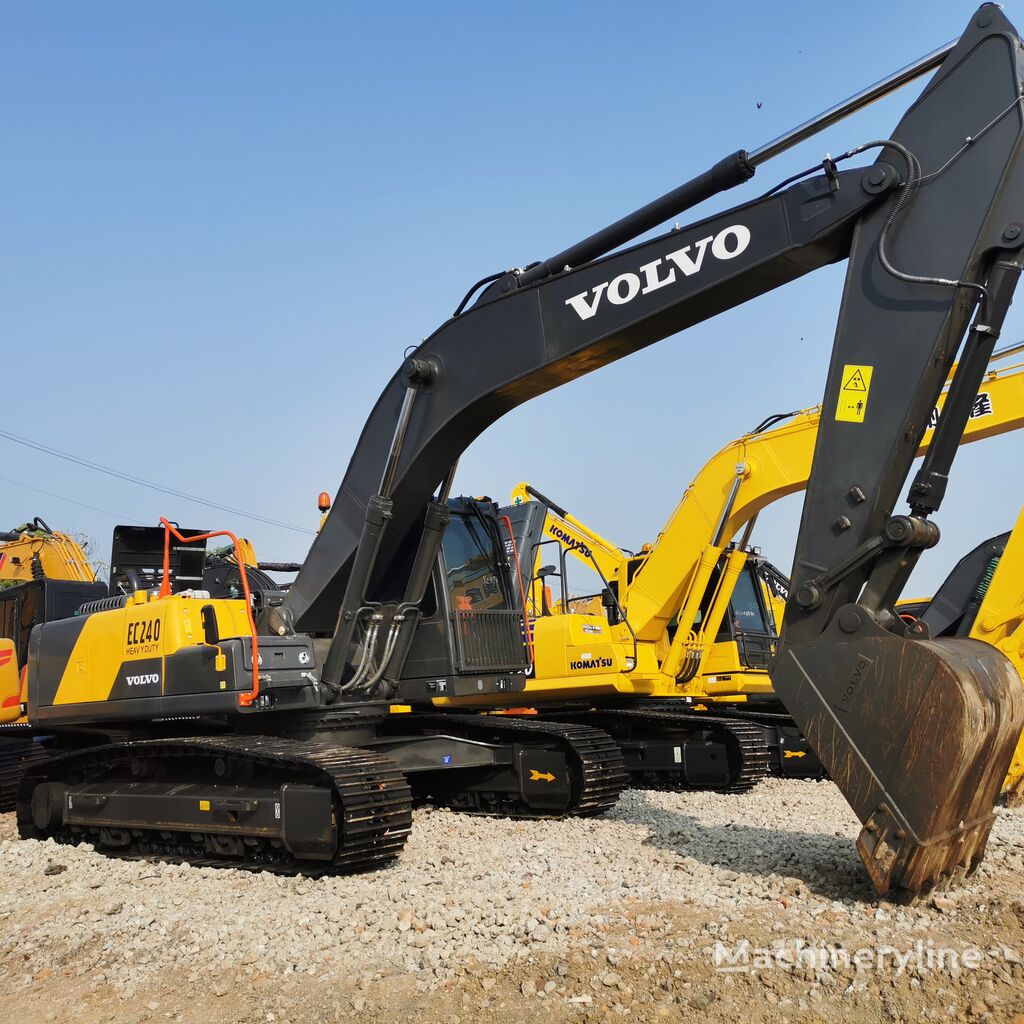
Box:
487 355 1024 789
508 477 790 693
0 518 96 586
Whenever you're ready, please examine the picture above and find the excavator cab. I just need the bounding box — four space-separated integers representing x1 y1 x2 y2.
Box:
343 496 533 705
505 492 783 698
0 579 108 684
685 552 779 688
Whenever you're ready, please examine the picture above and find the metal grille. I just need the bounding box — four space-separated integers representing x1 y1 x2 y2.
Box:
454 609 530 672
737 632 778 671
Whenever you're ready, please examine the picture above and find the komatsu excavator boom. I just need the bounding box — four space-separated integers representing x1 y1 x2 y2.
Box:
16 6 1024 897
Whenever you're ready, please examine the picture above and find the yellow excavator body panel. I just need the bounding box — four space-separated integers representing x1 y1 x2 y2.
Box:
697 659 771 696
33 591 252 710
433 614 665 707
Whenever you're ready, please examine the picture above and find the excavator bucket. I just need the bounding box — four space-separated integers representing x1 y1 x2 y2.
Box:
773 616 1024 898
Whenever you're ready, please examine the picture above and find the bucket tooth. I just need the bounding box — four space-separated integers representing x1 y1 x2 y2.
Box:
772 609 1024 898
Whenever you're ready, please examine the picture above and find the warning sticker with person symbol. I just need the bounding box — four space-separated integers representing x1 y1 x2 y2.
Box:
835 363 874 423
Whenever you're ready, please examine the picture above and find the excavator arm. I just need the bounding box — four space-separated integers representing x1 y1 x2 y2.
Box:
516 353 1024 626
628 359 1024 635
281 6 1024 897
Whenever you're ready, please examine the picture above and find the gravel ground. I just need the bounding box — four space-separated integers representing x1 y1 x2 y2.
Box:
1 779 1022 1024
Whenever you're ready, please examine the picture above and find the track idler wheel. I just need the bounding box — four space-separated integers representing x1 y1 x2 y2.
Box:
772 606 1024 899
30 781 66 831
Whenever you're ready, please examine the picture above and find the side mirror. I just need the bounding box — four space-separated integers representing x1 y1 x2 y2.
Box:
535 566 558 617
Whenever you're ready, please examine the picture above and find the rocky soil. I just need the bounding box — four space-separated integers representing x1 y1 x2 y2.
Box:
1 779 1022 1024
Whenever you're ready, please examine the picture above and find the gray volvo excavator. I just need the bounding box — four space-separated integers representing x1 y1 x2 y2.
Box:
13 5 1024 899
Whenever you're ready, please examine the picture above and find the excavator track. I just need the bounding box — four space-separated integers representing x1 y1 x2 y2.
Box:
17 735 413 876
702 705 826 778
538 707 769 793
407 714 627 818
0 725 48 813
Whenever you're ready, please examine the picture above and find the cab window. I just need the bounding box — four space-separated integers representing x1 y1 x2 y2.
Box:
726 569 770 637
442 516 510 612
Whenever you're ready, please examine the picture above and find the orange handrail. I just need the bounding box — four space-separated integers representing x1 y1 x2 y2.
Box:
159 518 261 707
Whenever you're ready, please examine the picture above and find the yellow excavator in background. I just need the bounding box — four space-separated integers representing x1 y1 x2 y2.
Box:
0 518 107 809
488 354 1024 789
0 517 96 585
509 477 792 686
966 521 1024 805
899 508 1024 805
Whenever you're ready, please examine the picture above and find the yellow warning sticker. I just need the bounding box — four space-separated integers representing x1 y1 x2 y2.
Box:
835 363 874 423
199 800 210 811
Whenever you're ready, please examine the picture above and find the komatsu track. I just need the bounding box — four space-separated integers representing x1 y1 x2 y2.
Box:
534 706 770 793
17 736 413 875
406 714 628 818
703 705 825 778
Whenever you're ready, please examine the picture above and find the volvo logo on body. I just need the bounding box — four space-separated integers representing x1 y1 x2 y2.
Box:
564 224 752 321
126 673 160 687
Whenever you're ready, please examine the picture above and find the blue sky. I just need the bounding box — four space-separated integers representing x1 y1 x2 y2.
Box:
3 1 1022 594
